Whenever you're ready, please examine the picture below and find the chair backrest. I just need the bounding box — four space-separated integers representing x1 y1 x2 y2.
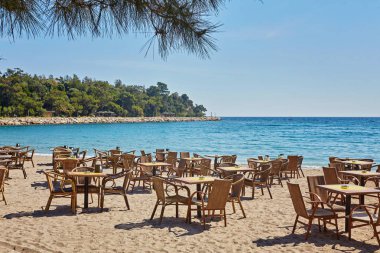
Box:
287 156 299 171
176 159 187 177
206 179 232 210
329 162 345 172
180 152 190 159
71 166 95 184
122 154 135 170
122 170 133 190
27 149 35 158
247 159 259 170
220 155 235 164
140 154 152 163
307 175 329 203
270 159 283 174
62 158 79 174
167 151 177 159
258 156 264 160
151 177 166 202
297 156 303 167
140 150 146 156
166 155 177 168
155 149 165 161
109 149 122 156
322 167 340 185
79 150 87 160
255 167 271 183
287 182 308 218
230 174 244 198
199 158 212 176
329 156 338 163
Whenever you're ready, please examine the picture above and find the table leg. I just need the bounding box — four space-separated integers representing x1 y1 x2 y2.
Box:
197 183 202 218
84 177 89 209
345 195 351 232
214 157 218 170
359 177 365 205
152 166 157 176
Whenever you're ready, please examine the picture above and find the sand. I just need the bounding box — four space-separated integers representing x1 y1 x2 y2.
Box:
1 155 379 253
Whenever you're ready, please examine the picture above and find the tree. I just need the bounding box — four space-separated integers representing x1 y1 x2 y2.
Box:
0 0 225 58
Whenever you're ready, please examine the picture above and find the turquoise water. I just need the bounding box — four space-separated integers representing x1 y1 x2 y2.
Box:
1 117 380 167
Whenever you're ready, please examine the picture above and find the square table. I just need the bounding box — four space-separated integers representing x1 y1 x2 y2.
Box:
341 170 380 204
67 172 107 209
175 176 216 217
138 162 171 176
317 184 380 232
341 160 374 170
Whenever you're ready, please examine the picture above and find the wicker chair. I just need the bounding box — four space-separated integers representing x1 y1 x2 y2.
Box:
150 177 191 224
170 159 187 177
0 167 7 205
288 182 339 240
282 155 300 179
121 153 135 171
24 149 35 167
269 159 284 187
155 149 165 162
100 170 132 211
129 154 153 192
7 152 27 179
307 176 345 217
244 168 272 199
61 158 79 175
164 152 178 174
108 149 122 174
43 171 76 214
187 179 232 228
180 152 190 159
226 174 246 218
349 203 380 245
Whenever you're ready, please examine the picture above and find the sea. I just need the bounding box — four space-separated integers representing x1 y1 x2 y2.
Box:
1 117 379 168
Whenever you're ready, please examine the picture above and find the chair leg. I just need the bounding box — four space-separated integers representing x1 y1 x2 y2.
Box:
278 177 283 187
334 217 339 239
22 168 27 179
349 216 352 240
373 225 380 246
305 218 313 240
224 209 227 227
159 205 166 224
252 186 255 199
123 193 130 210
100 192 105 211
203 208 206 230
238 199 246 218
150 201 159 220
2 191 7 205
175 202 179 218
267 185 273 199
45 195 53 211
31 159 35 167
292 215 299 233
260 186 264 195
231 200 236 213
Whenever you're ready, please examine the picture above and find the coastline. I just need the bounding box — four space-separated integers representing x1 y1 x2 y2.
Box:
0 116 220 126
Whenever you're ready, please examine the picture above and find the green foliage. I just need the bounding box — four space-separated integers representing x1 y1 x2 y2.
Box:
0 69 207 117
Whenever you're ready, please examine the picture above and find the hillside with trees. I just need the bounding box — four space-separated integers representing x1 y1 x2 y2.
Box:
0 69 207 117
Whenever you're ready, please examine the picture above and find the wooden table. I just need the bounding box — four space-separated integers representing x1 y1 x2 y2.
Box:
340 170 380 204
217 166 254 173
138 162 171 176
0 155 12 160
175 176 216 217
67 172 107 209
317 184 380 232
341 160 374 169
0 150 22 154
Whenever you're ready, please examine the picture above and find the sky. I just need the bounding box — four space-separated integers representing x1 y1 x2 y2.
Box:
1 0 380 117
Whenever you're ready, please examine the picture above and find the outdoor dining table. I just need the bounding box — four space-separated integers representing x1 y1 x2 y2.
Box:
317 184 380 232
138 162 171 176
67 171 108 209
174 176 216 218
217 166 255 173
0 155 12 160
341 160 374 169
0 150 22 155
340 170 380 204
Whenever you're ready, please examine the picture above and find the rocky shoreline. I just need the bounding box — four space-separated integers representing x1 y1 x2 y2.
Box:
0 116 220 126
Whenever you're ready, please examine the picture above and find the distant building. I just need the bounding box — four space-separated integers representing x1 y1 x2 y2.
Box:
43 111 55 117
96 111 116 117
162 112 175 117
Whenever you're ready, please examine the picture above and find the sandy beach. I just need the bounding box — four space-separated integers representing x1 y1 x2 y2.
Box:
1 155 379 253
